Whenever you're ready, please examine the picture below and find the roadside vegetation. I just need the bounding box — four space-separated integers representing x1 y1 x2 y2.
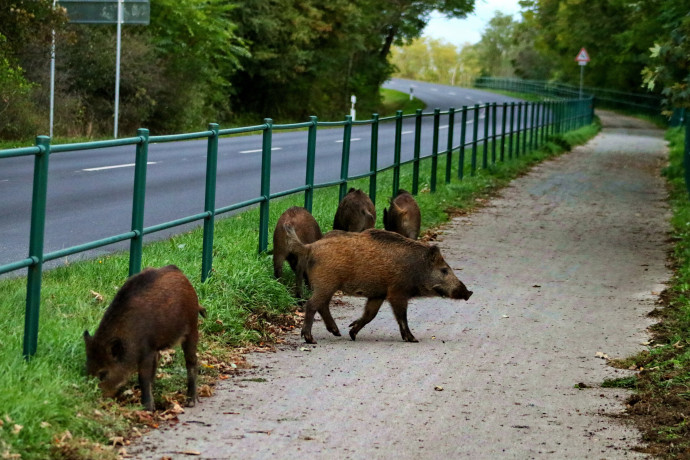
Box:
0 96 600 458
604 126 690 457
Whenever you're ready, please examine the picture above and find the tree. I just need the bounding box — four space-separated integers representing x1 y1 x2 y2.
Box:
641 0 690 111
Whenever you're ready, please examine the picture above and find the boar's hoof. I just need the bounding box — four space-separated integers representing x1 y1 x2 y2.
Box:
186 398 196 408
326 326 341 337
405 336 419 343
349 329 358 341
301 331 316 344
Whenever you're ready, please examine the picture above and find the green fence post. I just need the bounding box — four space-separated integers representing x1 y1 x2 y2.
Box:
339 115 353 201
509 102 515 159
534 103 540 149
129 128 149 276
431 108 440 192
522 102 529 154
393 110 403 196
23 135 51 359
258 119 272 253
445 108 455 184
458 106 467 180
369 114 379 205
515 102 522 157
412 109 422 194
482 104 489 169
501 102 507 162
471 104 479 176
491 102 497 164
201 123 219 282
304 116 318 212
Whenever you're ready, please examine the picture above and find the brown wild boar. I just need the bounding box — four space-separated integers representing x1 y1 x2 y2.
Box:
285 226 472 344
83 265 205 411
273 206 323 298
383 189 421 240
332 188 376 232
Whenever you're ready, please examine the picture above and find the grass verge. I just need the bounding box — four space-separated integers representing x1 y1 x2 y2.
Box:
0 119 600 459
606 126 690 457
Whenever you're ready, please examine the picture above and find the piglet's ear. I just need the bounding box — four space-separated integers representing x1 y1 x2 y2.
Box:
109 338 125 361
428 245 441 258
83 330 92 344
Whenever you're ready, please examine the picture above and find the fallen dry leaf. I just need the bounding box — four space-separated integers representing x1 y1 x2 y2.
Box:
109 436 125 446
40 421 51 429
434 386 444 391
89 290 104 302
595 351 610 360
198 385 214 398
11 425 22 435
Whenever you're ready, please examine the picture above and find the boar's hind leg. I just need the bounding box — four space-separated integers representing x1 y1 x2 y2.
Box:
138 352 159 412
302 292 335 344
389 297 417 342
182 336 199 407
348 297 385 341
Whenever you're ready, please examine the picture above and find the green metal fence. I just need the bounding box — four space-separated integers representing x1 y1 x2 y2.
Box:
475 76 664 123
0 93 594 358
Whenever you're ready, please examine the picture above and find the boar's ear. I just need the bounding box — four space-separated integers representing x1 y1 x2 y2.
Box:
108 338 125 361
383 207 388 224
428 245 442 260
83 330 92 345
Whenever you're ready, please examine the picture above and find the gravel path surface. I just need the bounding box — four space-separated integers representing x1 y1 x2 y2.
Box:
130 111 670 459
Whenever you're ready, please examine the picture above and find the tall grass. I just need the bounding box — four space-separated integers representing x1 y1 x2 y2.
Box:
0 119 600 459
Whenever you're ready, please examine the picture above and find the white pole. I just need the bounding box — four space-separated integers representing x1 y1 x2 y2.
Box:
114 0 123 138
49 0 56 138
579 64 584 98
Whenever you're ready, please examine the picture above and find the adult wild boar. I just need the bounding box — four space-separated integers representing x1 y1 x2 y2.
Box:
332 188 376 232
383 189 421 240
83 265 205 411
285 226 472 344
273 206 323 298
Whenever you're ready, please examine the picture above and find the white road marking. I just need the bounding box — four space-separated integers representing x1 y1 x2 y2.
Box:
82 162 156 172
239 147 282 154
401 130 414 135
439 125 449 130
335 138 362 143
449 92 456 95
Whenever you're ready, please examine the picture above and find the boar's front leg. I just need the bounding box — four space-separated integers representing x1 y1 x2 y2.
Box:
182 336 199 407
348 297 385 341
138 351 159 411
389 296 418 343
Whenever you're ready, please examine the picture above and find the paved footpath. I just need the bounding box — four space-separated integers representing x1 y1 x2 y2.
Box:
130 111 670 459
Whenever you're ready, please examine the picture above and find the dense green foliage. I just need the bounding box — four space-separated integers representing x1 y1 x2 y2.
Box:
393 0 690 111
0 0 476 140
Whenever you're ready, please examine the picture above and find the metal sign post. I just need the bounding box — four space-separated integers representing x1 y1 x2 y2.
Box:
575 48 590 98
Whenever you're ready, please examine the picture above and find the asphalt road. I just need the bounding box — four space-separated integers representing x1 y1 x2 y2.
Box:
130 110 668 459
0 79 523 270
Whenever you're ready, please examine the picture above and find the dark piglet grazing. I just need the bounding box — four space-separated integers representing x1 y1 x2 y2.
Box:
332 188 376 232
285 226 472 344
383 189 421 240
273 206 323 298
83 265 205 411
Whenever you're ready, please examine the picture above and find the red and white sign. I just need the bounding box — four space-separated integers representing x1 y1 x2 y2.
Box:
575 48 590 66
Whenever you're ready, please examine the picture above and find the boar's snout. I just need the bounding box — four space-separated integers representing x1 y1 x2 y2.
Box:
451 284 473 301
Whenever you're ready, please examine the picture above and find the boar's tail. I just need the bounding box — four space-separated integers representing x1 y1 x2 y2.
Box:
198 305 207 318
283 223 308 259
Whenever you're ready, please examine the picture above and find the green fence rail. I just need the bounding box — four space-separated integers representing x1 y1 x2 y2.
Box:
0 93 594 358
475 76 664 123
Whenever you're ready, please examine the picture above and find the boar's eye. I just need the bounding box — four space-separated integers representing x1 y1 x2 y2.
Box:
440 268 449 275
